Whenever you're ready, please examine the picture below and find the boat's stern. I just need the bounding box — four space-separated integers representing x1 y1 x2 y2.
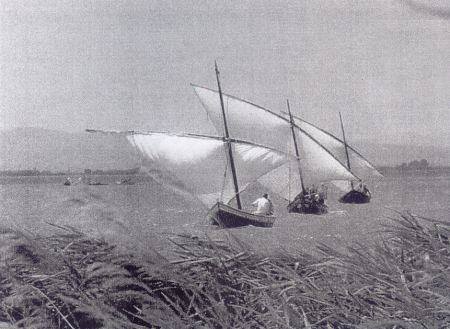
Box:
206 202 221 225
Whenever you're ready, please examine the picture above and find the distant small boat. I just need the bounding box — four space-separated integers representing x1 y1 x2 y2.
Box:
336 112 374 204
64 177 82 186
116 178 134 185
87 181 107 186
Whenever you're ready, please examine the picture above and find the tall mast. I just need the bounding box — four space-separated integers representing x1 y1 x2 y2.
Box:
215 61 242 209
287 99 306 193
339 111 351 170
339 111 354 188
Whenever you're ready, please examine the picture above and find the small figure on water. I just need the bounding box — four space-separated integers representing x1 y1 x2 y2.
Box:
319 183 328 201
64 177 82 186
355 181 371 197
252 193 274 215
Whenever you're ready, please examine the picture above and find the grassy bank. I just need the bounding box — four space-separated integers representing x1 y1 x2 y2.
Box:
0 213 448 329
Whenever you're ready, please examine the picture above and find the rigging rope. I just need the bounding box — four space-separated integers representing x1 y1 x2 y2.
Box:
219 144 229 203
130 135 144 167
288 137 291 201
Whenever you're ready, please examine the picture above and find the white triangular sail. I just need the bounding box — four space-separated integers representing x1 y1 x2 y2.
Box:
86 130 288 207
330 180 353 193
289 115 382 181
193 85 291 151
192 85 357 200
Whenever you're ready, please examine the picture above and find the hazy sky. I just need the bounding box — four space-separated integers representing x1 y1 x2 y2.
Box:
1 0 449 148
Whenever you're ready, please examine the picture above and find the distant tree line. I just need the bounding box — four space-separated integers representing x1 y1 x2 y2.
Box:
0 169 66 177
397 159 429 170
83 168 140 175
0 168 140 177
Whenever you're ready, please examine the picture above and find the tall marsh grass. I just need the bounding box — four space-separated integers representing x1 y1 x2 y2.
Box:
0 213 448 328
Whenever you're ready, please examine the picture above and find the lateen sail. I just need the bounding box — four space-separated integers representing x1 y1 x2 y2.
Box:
289 115 382 180
192 85 357 200
193 85 291 150
86 130 288 207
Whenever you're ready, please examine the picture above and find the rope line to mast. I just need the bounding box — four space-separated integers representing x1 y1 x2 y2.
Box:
220 144 229 203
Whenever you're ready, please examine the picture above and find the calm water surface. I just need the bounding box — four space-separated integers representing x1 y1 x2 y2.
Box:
1 171 449 258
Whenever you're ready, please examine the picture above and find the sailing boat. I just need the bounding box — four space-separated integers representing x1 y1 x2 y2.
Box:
87 65 294 228
284 100 328 214
338 112 373 203
191 84 358 214
281 112 383 204
64 166 72 185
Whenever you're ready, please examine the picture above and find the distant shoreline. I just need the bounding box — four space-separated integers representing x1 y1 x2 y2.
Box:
0 168 140 177
378 166 450 175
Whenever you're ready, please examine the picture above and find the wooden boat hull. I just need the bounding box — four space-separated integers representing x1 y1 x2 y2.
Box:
339 190 371 204
116 180 134 185
207 202 275 228
287 193 328 215
288 202 328 215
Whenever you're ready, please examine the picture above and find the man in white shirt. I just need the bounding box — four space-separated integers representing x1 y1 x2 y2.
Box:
252 193 274 215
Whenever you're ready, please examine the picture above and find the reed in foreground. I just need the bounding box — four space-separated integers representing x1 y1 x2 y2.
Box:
0 213 448 329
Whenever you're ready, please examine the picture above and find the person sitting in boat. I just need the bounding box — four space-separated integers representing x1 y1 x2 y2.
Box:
355 181 371 196
355 181 363 192
303 187 313 200
362 183 371 197
318 183 327 203
313 192 320 202
252 193 274 215
288 185 327 212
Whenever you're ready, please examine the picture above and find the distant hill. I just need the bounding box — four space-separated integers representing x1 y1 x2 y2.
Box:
0 128 139 171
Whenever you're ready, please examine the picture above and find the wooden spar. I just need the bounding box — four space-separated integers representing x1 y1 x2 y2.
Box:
339 111 354 188
287 100 306 193
215 61 242 209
